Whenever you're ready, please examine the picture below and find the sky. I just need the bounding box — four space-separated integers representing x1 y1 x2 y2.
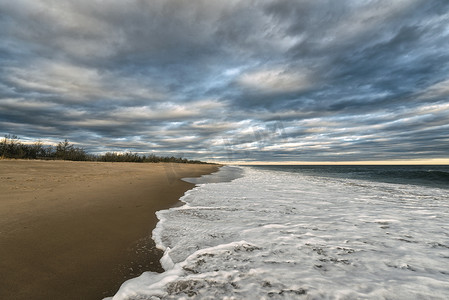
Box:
1 0 449 163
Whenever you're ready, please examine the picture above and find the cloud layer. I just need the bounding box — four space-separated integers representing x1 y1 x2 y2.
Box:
1 0 449 162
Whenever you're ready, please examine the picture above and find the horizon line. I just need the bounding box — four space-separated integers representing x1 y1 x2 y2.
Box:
214 158 449 165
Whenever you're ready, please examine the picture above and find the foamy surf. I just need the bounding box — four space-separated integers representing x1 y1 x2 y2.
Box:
109 166 449 299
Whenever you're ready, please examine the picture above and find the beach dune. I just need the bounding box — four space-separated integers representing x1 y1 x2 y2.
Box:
0 160 218 300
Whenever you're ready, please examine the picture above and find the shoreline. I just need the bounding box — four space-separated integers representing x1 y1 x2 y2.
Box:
0 160 219 300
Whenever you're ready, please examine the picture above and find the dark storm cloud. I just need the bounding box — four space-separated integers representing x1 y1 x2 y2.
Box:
1 0 448 162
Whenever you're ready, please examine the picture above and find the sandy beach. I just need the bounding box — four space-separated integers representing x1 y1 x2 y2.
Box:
0 160 219 300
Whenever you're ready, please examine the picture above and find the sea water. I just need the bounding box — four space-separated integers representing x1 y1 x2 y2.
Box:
110 165 449 299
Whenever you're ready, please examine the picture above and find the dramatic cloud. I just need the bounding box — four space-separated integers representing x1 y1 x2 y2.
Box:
1 0 448 162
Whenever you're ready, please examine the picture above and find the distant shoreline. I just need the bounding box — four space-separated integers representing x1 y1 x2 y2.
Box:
0 160 219 300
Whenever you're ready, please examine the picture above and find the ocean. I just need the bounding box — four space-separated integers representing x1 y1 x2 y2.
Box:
109 165 449 299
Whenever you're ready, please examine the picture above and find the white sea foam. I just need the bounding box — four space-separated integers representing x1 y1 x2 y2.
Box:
110 166 449 299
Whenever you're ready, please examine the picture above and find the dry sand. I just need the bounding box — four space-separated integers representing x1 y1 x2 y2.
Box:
0 160 219 300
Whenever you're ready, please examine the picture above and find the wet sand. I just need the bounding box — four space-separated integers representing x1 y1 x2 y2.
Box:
0 160 219 300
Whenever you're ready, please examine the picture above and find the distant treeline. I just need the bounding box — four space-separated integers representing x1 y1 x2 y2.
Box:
0 134 208 164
